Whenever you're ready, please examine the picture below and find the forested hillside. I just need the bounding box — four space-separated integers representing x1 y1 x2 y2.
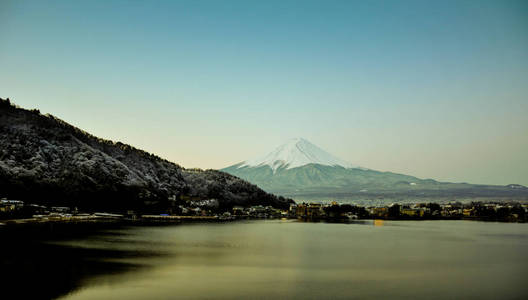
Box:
0 98 292 212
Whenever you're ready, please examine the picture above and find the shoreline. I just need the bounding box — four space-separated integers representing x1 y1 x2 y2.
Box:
1 215 525 243
1 214 525 232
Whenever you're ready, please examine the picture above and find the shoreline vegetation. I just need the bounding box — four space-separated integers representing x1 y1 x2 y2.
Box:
1 199 526 233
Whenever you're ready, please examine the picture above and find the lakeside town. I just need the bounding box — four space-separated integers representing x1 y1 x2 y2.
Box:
1 197 527 226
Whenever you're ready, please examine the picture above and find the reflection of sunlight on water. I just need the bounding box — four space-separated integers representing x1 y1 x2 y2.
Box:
8 220 526 300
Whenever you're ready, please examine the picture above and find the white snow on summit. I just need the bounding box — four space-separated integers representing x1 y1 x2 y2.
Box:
239 138 362 171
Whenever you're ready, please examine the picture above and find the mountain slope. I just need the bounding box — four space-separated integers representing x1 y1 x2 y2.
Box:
222 138 528 201
0 98 292 211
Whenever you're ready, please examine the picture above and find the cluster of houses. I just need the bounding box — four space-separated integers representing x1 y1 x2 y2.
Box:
1 199 49 216
290 201 528 222
173 204 287 219
2 197 527 223
215 201 526 222
0 199 25 213
0 198 125 222
232 205 287 218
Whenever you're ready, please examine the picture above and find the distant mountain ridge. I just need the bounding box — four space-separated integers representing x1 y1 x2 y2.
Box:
0 98 292 211
223 138 528 202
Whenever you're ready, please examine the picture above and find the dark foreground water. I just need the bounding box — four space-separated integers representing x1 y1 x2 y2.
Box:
1 220 527 299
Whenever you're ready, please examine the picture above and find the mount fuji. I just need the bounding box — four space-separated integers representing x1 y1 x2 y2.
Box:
222 138 528 202
238 138 361 171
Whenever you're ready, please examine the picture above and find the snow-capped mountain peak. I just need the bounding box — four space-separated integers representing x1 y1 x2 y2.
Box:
238 138 361 171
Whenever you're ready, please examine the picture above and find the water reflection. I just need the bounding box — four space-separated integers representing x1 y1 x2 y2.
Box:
0 223 164 300
1 220 527 300
373 219 384 226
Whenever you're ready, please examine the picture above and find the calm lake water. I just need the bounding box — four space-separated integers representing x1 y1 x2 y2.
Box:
1 220 527 299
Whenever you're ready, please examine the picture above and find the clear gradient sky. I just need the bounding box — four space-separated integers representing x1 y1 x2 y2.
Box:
1 0 527 185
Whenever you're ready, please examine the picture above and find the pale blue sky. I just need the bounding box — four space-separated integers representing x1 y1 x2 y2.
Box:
1 0 527 185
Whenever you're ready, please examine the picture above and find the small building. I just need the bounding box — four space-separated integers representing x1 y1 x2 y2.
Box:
51 207 70 213
296 204 307 217
0 200 24 213
306 203 322 218
232 206 246 216
370 207 388 218
401 208 425 217
463 208 474 217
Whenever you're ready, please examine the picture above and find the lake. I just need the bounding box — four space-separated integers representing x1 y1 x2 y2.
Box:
1 220 527 299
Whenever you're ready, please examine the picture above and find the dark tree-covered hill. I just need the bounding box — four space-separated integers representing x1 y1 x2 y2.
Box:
0 98 293 212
